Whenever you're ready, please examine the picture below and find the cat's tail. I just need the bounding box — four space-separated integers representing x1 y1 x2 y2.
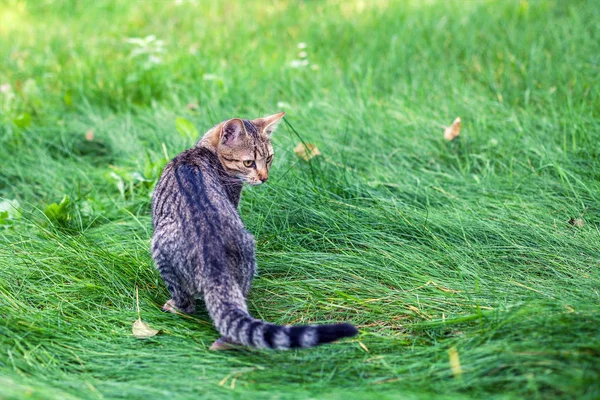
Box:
202 276 358 350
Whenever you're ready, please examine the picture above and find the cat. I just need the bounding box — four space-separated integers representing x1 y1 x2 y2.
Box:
151 112 358 350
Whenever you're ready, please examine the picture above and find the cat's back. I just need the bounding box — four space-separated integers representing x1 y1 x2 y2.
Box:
151 147 231 230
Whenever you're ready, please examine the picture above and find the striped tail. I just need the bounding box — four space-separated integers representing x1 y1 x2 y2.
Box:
203 278 358 350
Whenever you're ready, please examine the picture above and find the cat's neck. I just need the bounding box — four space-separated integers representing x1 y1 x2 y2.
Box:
197 123 222 151
221 174 243 208
194 145 243 208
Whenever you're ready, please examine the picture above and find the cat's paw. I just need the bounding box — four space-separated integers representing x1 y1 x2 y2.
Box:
209 337 240 351
162 299 178 313
162 298 196 314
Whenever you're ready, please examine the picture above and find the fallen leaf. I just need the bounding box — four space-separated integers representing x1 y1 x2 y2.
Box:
85 129 94 141
186 102 199 110
293 142 321 161
132 318 159 339
568 217 584 227
443 117 461 141
132 286 159 339
448 346 463 378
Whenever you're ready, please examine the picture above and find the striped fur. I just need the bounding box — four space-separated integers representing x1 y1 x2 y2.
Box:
151 115 358 349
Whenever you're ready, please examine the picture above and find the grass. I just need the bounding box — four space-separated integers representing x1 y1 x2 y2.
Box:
1 0 599 398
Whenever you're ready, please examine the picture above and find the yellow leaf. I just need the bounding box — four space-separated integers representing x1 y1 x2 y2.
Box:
293 142 321 161
132 318 159 339
443 117 461 141
448 346 463 378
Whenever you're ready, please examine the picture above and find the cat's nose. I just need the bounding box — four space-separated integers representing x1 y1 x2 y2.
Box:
260 175 268 182
258 171 268 182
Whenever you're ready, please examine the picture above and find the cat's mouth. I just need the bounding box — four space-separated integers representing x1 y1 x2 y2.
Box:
232 174 263 186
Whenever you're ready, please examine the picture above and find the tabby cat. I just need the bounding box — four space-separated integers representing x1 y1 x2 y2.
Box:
151 113 358 350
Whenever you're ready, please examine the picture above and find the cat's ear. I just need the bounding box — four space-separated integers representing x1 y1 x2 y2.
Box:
220 118 246 145
254 112 285 137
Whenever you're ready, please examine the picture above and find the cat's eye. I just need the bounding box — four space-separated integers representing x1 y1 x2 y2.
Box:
243 160 255 168
266 155 273 163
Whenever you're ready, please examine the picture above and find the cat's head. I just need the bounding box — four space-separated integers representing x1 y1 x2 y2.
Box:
203 112 285 185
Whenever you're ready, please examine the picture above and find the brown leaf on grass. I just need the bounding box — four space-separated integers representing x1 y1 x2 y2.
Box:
568 217 584 227
186 102 199 111
293 142 321 161
85 129 94 141
132 319 159 339
443 117 461 141
131 286 159 339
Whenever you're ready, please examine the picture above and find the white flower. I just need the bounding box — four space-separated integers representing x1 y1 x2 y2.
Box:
289 59 309 68
125 35 157 46
0 82 15 102
148 55 162 65
202 73 221 81
297 42 307 49
125 35 165 69
298 51 308 59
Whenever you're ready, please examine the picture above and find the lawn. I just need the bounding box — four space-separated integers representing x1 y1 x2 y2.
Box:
1 0 599 398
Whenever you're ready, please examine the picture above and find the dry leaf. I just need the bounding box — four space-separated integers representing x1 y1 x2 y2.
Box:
85 129 94 141
443 117 461 141
186 102 199 110
293 142 321 161
568 217 584 227
132 318 159 339
448 346 463 378
132 286 159 339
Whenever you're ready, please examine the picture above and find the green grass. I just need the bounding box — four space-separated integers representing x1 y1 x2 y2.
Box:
1 0 599 398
